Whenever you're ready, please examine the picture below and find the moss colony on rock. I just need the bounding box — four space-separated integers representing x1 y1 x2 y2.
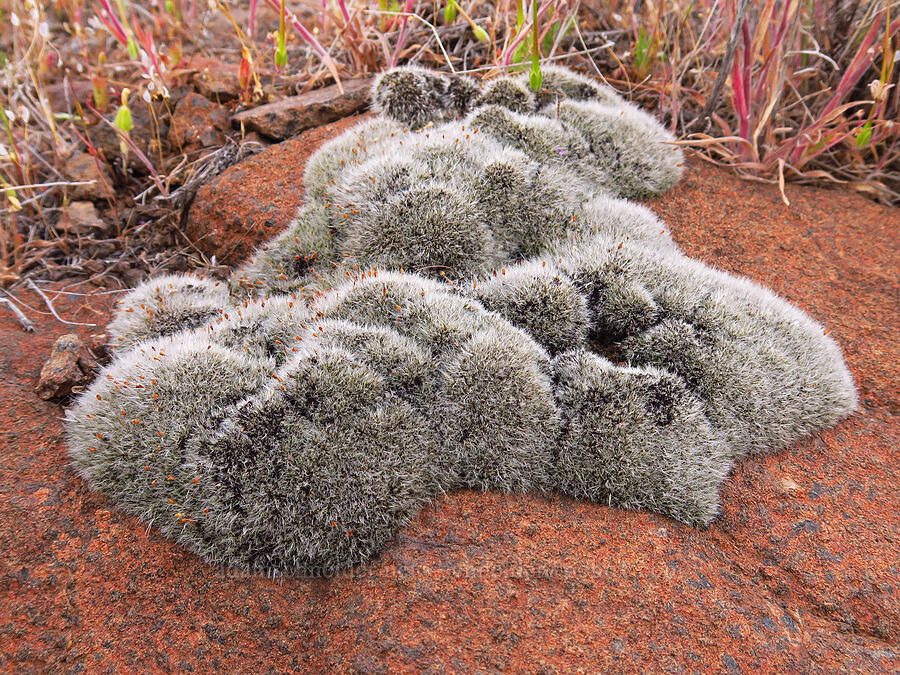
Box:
67 66 857 575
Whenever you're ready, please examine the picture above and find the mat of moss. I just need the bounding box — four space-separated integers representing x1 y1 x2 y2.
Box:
66 66 856 575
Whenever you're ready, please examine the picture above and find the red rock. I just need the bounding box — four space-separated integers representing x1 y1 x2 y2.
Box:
34 333 93 399
231 79 371 140
56 201 106 235
63 153 114 201
1 161 898 671
185 113 370 265
189 57 243 103
168 92 229 152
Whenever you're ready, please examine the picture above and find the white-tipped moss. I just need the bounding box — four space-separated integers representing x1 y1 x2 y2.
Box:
467 104 598 181
445 75 482 117
473 262 589 355
66 333 270 539
317 318 441 406
314 271 491 354
107 274 230 350
231 204 336 298
372 67 482 128
206 294 314 366
555 233 858 457
551 349 732 526
439 326 560 492
338 180 504 279
67 64 858 575
575 194 677 253
371 66 452 129
475 76 537 114
518 64 623 108
549 99 685 199
474 149 588 258
303 117 403 203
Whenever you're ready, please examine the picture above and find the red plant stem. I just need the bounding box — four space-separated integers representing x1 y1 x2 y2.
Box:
249 0 259 35
730 16 750 146
390 0 416 68
262 0 329 59
336 0 351 25
97 0 129 45
739 16 751 141
790 14 899 164
753 0 793 101
132 18 162 76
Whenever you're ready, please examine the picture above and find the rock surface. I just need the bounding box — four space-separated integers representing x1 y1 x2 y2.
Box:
34 334 93 399
168 92 229 152
45 80 94 113
231 79 371 140
185 113 370 265
2 155 898 671
56 201 107 235
189 57 243 102
63 153 113 201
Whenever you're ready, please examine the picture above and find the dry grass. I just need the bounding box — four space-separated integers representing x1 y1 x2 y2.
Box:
0 0 897 303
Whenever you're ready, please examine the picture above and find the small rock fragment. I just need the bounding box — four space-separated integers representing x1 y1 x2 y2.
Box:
169 92 229 152
36 334 93 399
57 201 107 235
231 79 371 140
192 59 243 102
64 153 113 200
45 79 94 112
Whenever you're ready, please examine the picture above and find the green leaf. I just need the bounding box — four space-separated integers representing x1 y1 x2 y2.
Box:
529 60 543 91
856 120 873 148
634 27 649 68
513 36 531 66
126 36 139 61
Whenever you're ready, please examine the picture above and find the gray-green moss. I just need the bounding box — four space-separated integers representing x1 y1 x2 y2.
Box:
66 64 856 576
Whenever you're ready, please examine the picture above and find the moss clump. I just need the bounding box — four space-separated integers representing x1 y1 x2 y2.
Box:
472 262 589 355
302 117 402 203
439 325 560 492
553 234 858 457
475 76 537 114
550 99 684 199
520 64 623 108
194 346 445 574
338 182 504 278
231 204 336 298
371 66 451 129
107 274 229 350
550 349 731 526
66 64 857 576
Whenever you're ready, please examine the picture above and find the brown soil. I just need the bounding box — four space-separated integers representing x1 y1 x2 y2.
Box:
1 153 898 672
